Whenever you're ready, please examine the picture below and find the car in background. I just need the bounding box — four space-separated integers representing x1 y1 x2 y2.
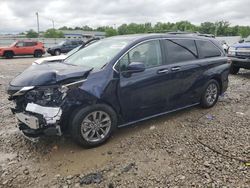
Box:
47 39 83 56
0 40 45 59
8 34 230 147
33 38 100 64
228 36 250 74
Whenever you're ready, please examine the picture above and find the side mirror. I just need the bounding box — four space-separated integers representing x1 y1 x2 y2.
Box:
122 62 145 77
239 39 244 43
127 62 145 73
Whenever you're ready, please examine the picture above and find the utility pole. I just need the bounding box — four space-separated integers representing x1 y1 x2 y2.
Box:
36 12 40 37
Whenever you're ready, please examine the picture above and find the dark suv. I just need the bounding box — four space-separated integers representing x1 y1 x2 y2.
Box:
8 34 230 147
47 39 83 56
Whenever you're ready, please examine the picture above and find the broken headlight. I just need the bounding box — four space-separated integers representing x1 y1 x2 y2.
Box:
25 86 68 106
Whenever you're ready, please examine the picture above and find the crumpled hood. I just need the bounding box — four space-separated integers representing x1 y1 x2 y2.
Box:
10 62 92 87
231 42 250 48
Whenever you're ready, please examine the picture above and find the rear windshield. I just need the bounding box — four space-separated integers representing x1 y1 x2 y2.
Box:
64 38 132 69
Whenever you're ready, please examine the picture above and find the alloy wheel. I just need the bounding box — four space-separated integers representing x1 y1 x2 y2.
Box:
205 83 218 106
80 111 111 142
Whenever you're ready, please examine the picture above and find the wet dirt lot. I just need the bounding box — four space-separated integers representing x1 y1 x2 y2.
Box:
0 57 249 188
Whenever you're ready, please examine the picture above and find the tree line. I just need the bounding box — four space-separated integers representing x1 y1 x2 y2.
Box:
26 21 250 38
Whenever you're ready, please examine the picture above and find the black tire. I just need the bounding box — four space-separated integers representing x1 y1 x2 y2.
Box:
200 79 220 108
4 51 14 59
54 49 61 56
230 65 240 75
70 104 117 148
34 50 43 58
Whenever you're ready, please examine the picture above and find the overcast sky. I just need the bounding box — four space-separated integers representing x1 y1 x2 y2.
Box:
0 0 250 33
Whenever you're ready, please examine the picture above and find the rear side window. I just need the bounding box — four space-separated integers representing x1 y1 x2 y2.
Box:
196 40 222 58
165 39 198 63
25 42 37 46
71 41 78 45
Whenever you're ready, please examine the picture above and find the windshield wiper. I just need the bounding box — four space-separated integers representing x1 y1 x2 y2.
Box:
101 63 108 69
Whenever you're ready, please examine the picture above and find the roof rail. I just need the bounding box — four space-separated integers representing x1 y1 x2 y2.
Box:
167 31 215 38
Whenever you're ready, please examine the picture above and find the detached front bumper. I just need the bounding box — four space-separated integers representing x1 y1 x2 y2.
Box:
12 103 63 138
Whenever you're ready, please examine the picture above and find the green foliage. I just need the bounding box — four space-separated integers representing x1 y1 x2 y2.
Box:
105 27 118 37
238 26 250 38
26 29 38 38
199 22 216 34
38 21 250 39
81 25 93 31
43 29 64 38
58 26 73 30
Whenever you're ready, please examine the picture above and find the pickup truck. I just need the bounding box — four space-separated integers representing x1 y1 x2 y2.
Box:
228 36 250 74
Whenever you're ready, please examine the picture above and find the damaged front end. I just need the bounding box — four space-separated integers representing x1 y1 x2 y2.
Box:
8 85 70 138
7 60 118 141
7 62 95 139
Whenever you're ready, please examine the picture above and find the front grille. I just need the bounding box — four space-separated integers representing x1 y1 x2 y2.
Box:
236 47 250 57
236 52 250 56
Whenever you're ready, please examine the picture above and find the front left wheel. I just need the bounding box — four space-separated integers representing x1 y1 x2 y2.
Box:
70 104 117 148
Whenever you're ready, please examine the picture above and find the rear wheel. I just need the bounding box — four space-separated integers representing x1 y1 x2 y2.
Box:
54 49 61 56
4 51 14 59
70 104 117 148
230 65 240 74
201 79 220 108
34 50 43 58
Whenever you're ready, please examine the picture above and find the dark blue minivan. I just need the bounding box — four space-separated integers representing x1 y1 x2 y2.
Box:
8 34 230 147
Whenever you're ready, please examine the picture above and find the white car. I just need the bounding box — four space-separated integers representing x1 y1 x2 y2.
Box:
33 46 80 65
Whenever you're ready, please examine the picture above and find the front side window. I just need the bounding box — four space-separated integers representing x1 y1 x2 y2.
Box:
64 38 132 69
165 39 198 64
119 40 162 71
197 40 222 58
58 41 65 46
16 42 24 47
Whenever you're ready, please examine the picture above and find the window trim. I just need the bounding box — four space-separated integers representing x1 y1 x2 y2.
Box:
113 38 166 72
112 37 223 73
164 39 199 65
195 39 223 59
118 40 164 72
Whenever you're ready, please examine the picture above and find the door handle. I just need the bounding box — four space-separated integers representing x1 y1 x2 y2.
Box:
171 66 181 71
157 69 169 74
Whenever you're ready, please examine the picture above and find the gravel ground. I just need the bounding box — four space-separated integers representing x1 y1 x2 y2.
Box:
0 57 249 188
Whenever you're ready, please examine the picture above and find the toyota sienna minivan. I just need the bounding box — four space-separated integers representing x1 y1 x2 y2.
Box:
8 34 230 147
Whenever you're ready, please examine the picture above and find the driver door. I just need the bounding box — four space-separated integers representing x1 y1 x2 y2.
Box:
14 42 25 55
118 40 172 122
